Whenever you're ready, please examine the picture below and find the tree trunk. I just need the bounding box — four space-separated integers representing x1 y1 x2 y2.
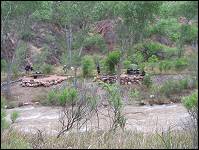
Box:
5 60 12 98
65 24 72 67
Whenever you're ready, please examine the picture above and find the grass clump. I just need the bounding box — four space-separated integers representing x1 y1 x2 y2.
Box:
11 111 20 124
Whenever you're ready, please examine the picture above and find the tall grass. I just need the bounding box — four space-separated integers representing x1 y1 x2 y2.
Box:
1 129 197 149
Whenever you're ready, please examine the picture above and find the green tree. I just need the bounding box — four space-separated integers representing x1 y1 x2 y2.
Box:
1 1 40 98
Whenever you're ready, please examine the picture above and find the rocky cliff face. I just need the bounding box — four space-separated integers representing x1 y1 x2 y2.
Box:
94 19 116 51
2 20 118 65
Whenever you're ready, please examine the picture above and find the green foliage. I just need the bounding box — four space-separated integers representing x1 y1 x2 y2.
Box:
101 83 126 131
32 1 53 21
174 58 188 72
179 24 198 44
143 74 152 88
58 88 78 106
123 60 131 69
106 50 121 74
82 55 95 77
83 34 107 52
47 90 58 105
32 47 49 71
1 59 7 72
131 51 145 64
47 88 78 106
148 55 159 63
128 64 139 70
158 60 173 72
11 111 19 124
21 31 34 41
131 41 169 63
163 47 179 58
148 18 180 42
1 97 8 130
12 64 20 79
1 131 31 149
41 63 53 74
171 1 198 20
159 78 197 98
128 89 140 102
182 91 198 110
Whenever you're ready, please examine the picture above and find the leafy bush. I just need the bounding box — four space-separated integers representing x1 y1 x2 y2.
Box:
182 91 198 110
148 55 159 63
1 59 7 72
47 90 58 105
159 80 181 97
83 34 107 52
21 31 33 41
47 88 78 106
159 60 173 72
174 58 188 72
105 50 121 74
143 74 152 88
159 78 197 98
58 88 78 106
123 60 131 69
131 51 145 64
1 97 9 130
101 83 126 131
128 89 140 102
11 111 19 124
128 64 139 70
131 41 167 62
12 64 20 79
180 24 198 44
163 47 179 58
41 63 53 74
82 55 95 77
148 18 181 42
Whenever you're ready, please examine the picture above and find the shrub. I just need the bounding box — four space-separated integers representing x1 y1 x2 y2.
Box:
130 51 145 64
174 58 188 72
159 78 197 98
11 111 19 124
131 41 166 62
83 34 107 52
21 31 33 41
143 74 152 88
105 50 121 74
47 90 58 105
1 59 7 72
144 41 164 56
128 89 140 102
82 55 95 77
148 18 181 42
1 97 9 130
128 64 139 70
159 80 180 97
101 83 126 131
41 63 53 74
123 60 131 69
180 24 198 44
182 91 198 110
12 64 20 79
148 55 159 63
58 88 78 106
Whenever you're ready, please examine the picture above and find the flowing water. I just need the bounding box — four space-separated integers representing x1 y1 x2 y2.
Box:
5 103 190 135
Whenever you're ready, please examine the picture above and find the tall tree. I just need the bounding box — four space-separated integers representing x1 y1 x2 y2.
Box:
1 1 40 98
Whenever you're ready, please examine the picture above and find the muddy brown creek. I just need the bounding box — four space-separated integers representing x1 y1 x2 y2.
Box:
5 103 190 135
